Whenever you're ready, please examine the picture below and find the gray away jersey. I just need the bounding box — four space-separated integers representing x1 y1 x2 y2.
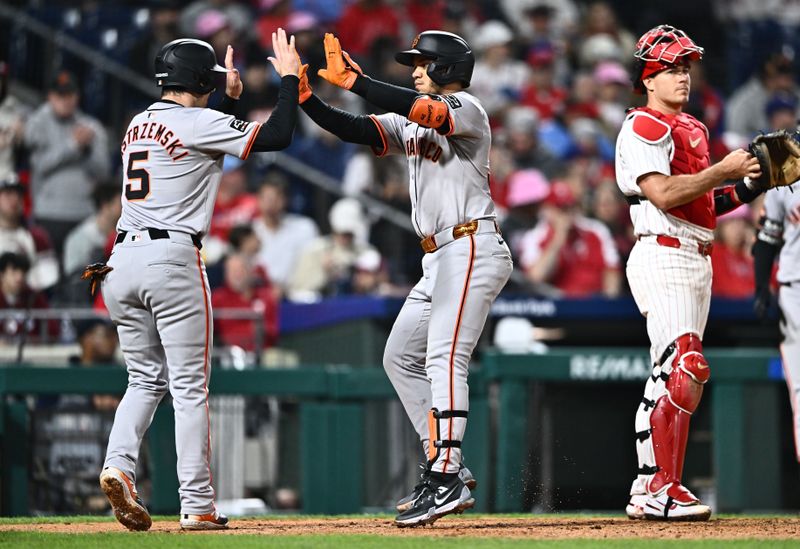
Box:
763 182 800 284
117 101 261 236
370 91 495 237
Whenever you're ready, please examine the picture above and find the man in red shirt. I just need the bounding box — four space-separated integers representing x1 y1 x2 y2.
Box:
336 0 399 56
711 205 755 297
211 253 278 351
519 181 621 297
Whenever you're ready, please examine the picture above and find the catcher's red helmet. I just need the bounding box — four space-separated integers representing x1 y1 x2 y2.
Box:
633 25 703 94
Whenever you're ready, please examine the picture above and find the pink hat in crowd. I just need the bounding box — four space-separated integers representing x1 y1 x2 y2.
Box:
717 204 752 222
195 9 229 38
286 11 318 34
506 169 550 207
593 61 629 85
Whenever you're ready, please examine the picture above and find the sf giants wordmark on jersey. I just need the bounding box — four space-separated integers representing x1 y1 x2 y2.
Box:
118 101 261 236
370 92 496 237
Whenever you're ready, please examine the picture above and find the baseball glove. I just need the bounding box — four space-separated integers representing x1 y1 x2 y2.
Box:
748 130 800 189
298 64 312 104
81 262 113 297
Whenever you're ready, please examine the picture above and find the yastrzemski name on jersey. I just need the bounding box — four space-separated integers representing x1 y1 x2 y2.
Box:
117 101 261 236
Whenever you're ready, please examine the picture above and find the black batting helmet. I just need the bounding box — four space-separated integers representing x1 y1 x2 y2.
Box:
154 38 228 95
395 31 474 88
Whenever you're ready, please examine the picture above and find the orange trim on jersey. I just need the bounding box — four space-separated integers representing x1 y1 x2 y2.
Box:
368 115 389 157
241 122 263 160
195 250 215 492
443 234 475 472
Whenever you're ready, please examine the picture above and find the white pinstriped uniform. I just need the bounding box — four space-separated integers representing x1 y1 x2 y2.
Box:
615 110 713 362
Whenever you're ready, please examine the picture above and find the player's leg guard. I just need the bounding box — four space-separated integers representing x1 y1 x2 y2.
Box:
427 408 468 471
630 333 711 520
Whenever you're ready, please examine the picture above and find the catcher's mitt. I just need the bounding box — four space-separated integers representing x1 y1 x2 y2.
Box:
748 130 800 189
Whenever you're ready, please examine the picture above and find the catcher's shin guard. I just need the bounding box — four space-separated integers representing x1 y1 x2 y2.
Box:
634 334 710 495
427 408 468 473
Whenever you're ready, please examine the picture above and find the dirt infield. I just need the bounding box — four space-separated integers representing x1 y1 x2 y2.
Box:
2 517 799 539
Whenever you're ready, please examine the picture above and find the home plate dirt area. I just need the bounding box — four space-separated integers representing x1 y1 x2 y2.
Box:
2 516 799 539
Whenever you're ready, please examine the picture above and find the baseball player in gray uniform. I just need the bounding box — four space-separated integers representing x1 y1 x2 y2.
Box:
753 183 800 467
92 31 301 531
297 31 512 526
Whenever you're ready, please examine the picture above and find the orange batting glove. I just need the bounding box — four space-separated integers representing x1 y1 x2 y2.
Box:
298 64 312 104
317 33 363 90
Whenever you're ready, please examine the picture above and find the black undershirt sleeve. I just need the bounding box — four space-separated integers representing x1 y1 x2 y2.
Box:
753 238 780 290
215 94 237 115
249 75 300 152
350 75 418 117
300 95 382 148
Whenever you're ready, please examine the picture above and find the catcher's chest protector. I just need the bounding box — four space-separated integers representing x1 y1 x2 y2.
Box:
634 107 715 229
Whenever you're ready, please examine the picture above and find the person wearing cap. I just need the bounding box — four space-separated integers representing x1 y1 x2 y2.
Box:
0 174 59 291
519 43 568 121
469 20 531 120
288 197 379 297
502 105 564 178
519 180 621 297
24 70 110 260
499 168 550 257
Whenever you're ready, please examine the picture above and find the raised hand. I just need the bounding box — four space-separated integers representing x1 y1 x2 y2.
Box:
224 45 243 99
317 33 362 90
267 27 301 78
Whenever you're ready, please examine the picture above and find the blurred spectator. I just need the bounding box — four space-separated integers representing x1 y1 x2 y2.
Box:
577 33 623 68
569 117 615 164
0 252 55 344
62 185 121 277
211 253 279 350
206 157 259 265
180 0 253 38
256 0 293 51
25 70 110 259
252 174 319 292
503 106 563 177
469 20 531 120
501 0 578 39
0 61 27 180
289 197 379 297
0 174 59 291
128 1 181 79
499 168 550 259
66 318 122 411
765 91 800 132
293 0 346 24
592 61 630 136
336 0 400 57
590 180 633 261
405 0 446 34
194 9 264 72
711 205 756 298
351 248 394 295
520 44 568 121
725 53 799 141
576 1 635 67
519 182 621 297
686 62 727 160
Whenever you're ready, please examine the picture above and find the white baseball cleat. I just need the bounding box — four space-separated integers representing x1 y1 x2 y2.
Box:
180 510 230 530
627 482 711 521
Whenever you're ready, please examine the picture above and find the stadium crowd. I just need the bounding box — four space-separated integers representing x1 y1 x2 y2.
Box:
1 0 797 349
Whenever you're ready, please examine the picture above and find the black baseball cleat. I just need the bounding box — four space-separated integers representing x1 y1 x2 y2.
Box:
394 471 475 527
396 464 477 513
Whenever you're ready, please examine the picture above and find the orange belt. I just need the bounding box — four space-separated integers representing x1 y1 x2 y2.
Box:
420 219 499 253
639 234 713 257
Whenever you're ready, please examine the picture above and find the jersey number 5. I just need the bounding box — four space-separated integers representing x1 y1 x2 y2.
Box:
125 151 150 200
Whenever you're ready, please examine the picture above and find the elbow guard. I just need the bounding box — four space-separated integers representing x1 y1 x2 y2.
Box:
409 95 450 130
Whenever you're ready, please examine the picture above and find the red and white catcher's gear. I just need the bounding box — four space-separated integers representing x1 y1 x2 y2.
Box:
628 333 711 520
633 24 703 93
